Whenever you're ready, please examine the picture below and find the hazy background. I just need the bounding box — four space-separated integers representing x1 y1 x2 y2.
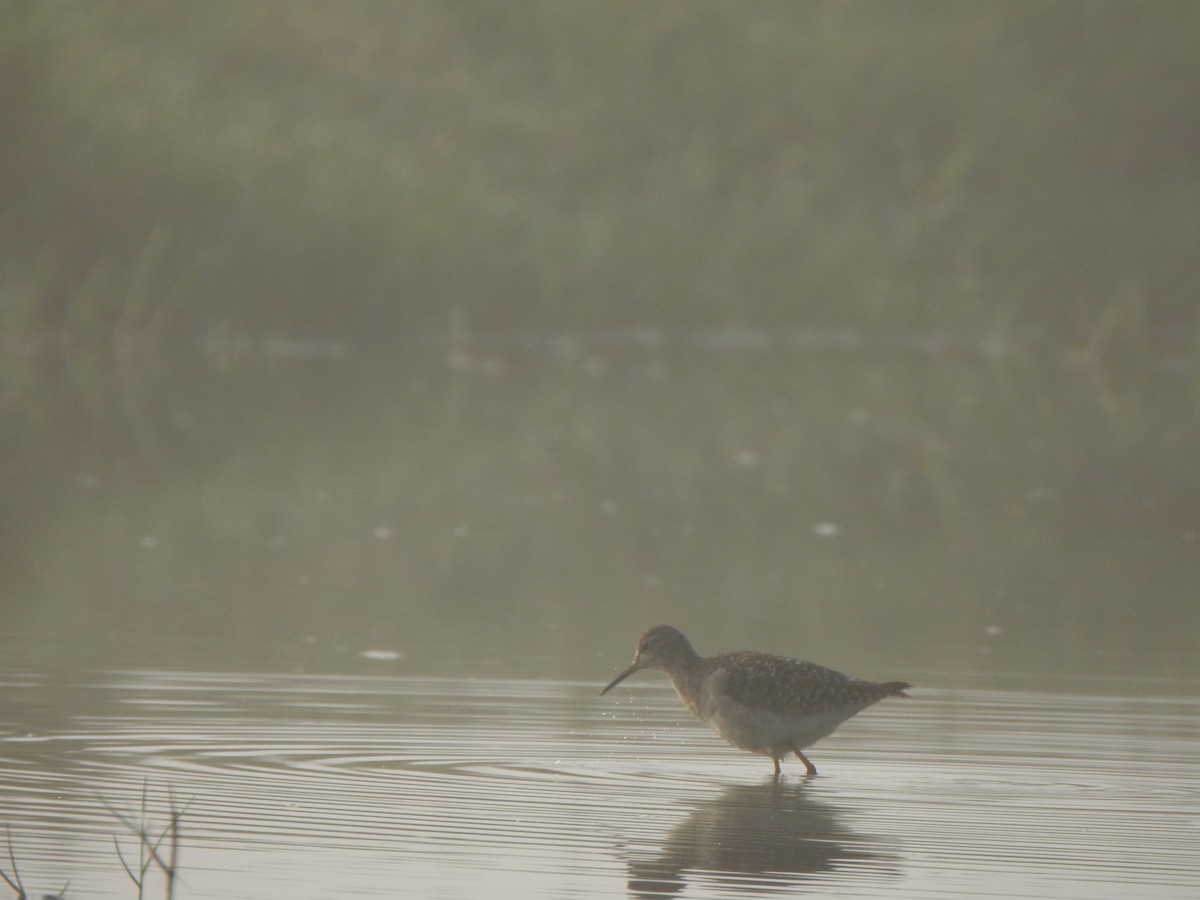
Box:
3 0 1198 685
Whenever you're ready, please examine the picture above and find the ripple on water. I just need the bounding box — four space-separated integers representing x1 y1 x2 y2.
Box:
0 671 1196 898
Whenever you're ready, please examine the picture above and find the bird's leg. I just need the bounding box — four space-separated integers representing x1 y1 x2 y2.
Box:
772 756 782 778
793 746 817 777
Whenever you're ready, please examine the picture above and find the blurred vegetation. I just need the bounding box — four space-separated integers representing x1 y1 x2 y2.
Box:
4 1 1197 334
1 0 1198 560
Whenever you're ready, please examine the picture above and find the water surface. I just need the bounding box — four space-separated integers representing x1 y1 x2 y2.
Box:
3 670 1196 898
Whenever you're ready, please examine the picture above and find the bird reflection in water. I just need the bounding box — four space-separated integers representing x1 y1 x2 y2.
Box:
624 780 899 898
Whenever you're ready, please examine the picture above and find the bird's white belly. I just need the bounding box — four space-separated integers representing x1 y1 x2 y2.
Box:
700 688 860 755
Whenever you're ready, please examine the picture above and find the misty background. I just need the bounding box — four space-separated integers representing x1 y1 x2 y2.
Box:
2 1 1198 683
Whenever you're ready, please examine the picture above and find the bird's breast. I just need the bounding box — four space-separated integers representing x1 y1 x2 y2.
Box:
698 669 862 754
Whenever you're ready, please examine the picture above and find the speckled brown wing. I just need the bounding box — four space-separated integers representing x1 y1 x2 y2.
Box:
713 651 910 716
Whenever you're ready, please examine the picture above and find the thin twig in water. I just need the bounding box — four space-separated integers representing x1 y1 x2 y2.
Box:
164 786 181 900
100 781 192 900
106 780 151 899
0 826 25 898
1 825 70 900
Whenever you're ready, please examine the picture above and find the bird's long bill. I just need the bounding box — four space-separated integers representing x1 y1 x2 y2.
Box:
601 662 640 695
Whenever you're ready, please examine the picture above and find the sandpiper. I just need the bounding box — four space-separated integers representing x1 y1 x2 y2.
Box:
601 624 910 776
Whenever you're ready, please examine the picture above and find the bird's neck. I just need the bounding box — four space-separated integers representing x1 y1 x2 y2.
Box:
663 654 706 718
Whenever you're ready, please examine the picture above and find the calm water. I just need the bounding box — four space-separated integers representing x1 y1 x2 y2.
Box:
2 669 1196 898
